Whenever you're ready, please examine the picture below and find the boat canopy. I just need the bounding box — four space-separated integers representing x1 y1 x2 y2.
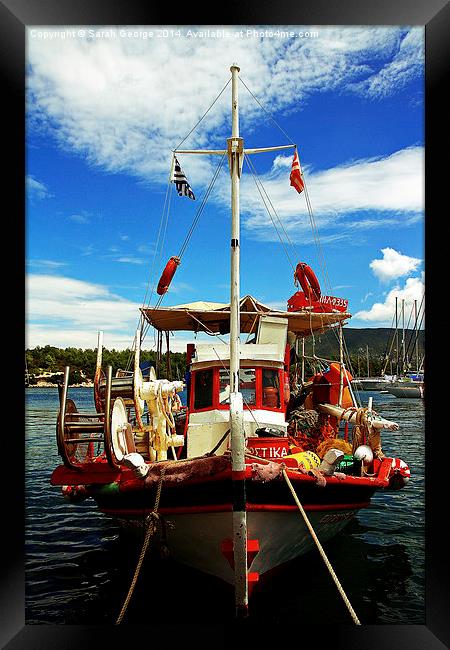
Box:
141 294 350 337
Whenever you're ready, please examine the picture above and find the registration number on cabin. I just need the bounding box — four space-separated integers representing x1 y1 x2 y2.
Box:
320 295 349 309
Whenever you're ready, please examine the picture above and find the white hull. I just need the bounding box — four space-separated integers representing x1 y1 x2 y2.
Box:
387 384 424 398
352 379 391 391
122 509 358 584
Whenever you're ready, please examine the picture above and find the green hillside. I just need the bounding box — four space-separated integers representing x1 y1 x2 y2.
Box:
25 327 424 385
302 327 424 376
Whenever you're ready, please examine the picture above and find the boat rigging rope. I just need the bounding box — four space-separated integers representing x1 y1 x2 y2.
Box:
281 468 361 625
244 154 296 272
177 153 227 261
239 76 295 145
174 78 231 151
239 74 334 306
240 74 354 373
123 162 175 371
115 466 166 625
135 77 232 352
140 153 227 344
247 149 356 392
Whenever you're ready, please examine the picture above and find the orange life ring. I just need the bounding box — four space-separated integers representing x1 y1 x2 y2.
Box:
294 262 321 301
157 256 181 295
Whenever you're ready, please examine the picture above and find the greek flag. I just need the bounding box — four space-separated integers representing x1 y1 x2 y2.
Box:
171 157 196 200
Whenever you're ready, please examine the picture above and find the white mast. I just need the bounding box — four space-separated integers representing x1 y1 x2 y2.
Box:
172 66 294 616
401 298 405 375
228 63 248 617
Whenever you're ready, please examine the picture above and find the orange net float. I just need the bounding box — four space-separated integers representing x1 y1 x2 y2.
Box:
157 256 181 295
294 261 321 302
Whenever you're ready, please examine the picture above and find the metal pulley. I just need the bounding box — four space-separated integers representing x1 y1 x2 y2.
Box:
109 397 136 465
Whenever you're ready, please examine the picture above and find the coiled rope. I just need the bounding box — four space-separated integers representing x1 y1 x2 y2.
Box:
115 466 166 624
282 468 361 625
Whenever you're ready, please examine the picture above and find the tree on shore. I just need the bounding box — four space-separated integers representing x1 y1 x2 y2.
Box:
26 345 187 383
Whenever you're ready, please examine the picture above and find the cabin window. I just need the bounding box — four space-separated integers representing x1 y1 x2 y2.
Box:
262 368 280 408
239 368 256 406
219 369 231 405
194 369 214 409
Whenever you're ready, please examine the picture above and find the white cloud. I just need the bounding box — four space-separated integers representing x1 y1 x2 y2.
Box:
369 247 422 282
27 259 67 270
26 175 53 200
116 256 145 265
348 29 424 98
353 273 424 325
25 272 202 350
237 146 424 242
68 213 90 223
26 274 141 347
26 27 423 189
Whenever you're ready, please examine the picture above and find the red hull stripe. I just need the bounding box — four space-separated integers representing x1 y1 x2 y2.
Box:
232 470 247 481
51 460 389 488
98 501 369 517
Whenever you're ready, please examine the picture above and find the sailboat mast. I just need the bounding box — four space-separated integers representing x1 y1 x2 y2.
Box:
228 63 248 617
395 297 399 377
414 299 419 372
229 63 242 396
402 298 405 375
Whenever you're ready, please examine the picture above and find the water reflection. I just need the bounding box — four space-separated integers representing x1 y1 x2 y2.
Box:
25 387 425 625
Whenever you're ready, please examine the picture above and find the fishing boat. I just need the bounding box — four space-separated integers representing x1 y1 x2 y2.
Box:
50 65 410 618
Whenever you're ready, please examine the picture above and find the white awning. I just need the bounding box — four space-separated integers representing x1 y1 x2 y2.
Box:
141 294 350 337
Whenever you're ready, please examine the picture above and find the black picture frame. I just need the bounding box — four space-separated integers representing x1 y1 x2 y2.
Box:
6 0 448 647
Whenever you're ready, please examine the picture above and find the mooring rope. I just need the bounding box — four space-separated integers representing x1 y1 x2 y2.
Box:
115 466 166 624
281 468 361 625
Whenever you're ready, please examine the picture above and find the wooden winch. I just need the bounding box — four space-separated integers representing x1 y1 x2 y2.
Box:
57 365 136 470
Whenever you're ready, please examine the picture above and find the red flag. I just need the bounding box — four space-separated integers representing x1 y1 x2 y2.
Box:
290 149 304 194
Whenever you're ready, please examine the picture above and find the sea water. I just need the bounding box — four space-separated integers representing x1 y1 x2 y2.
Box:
25 387 425 624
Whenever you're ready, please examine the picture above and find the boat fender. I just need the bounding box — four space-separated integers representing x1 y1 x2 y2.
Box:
62 484 88 502
157 256 181 295
294 262 321 301
284 450 321 470
388 458 410 489
353 445 374 465
122 452 149 479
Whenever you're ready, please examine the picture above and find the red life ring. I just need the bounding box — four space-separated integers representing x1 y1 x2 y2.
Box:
294 262 321 301
157 256 181 295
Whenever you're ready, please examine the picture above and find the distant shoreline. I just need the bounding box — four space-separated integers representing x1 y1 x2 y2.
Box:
26 383 94 388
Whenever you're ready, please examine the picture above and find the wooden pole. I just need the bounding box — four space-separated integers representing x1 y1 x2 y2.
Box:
228 63 248 618
338 323 344 406
301 338 305 383
96 331 103 375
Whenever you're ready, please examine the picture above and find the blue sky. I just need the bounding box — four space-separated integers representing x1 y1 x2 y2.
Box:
26 26 425 351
